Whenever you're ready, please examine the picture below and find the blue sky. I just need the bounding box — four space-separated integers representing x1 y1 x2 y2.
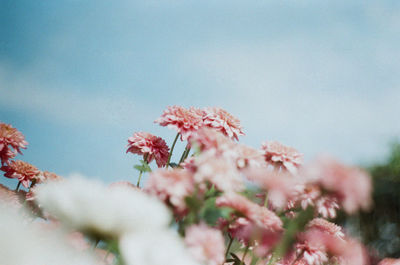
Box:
1 0 399 183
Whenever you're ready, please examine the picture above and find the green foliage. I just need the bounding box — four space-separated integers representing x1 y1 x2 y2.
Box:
133 160 151 172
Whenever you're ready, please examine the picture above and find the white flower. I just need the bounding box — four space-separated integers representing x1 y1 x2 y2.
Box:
120 231 201 265
36 177 171 239
0 203 98 265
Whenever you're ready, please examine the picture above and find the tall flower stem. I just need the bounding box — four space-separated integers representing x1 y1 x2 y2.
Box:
166 133 180 168
179 146 191 165
225 234 234 259
15 181 21 191
137 154 148 187
264 192 269 208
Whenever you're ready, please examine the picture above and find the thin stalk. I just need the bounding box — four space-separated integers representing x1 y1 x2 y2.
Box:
267 253 276 265
264 192 269 208
136 154 148 187
15 181 21 191
225 235 234 258
240 245 250 265
179 146 191 164
166 133 180 168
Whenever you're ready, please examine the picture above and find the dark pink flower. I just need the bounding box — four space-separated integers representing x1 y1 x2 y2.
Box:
155 106 204 140
202 107 244 141
185 223 225 265
261 141 303 173
127 132 169 167
0 122 28 165
1 160 40 188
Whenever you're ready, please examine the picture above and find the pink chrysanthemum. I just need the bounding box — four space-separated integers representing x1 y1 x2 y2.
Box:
1 160 40 188
202 107 244 141
154 106 204 141
216 193 283 232
316 196 340 219
295 243 329 265
261 141 303 173
305 157 372 214
234 144 265 170
127 132 169 167
144 169 195 216
306 218 345 239
193 151 244 193
0 122 28 165
189 127 234 154
184 223 225 265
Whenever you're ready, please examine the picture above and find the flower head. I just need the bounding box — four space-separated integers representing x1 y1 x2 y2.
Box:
261 141 303 173
379 258 400 265
202 107 244 141
0 122 28 165
127 132 169 167
145 169 195 216
185 223 225 265
305 157 372 214
155 106 204 140
1 160 40 188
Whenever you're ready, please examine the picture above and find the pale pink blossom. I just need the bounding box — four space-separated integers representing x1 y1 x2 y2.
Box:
379 258 400 265
109 181 140 191
305 157 372 214
316 196 340 219
189 127 234 154
193 151 244 193
145 169 195 216
295 243 328 265
0 122 28 165
127 132 170 167
292 184 321 210
155 106 204 140
234 144 265 170
202 107 244 141
261 141 303 173
185 223 225 265
1 160 40 188
306 218 345 239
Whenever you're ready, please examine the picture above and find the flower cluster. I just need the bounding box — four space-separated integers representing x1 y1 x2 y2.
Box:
0 108 393 265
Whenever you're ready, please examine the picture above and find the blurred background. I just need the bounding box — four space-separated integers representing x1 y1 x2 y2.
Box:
1 0 399 258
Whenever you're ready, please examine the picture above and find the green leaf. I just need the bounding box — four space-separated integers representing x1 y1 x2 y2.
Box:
133 160 151 172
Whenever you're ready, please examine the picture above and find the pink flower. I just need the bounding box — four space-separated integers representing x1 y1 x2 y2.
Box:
305 157 372 214
202 107 244 141
1 160 40 188
144 168 195 216
216 193 282 254
234 144 265 170
316 196 340 219
379 258 400 265
295 243 328 265
306 218 345 239
185 223 225 265
193 151 244 193
189 127 234 154
261 141 303 173
155 106 204 140
109 181 139 191
127 132 169 167
0 122 28 165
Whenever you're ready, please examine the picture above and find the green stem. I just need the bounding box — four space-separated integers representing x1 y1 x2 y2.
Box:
240 245 250 265
136 154 148 187
15 181 21 191
179 146 191 164
267 253 276 265
166 133 180 168
225 235 234 259
264 192 269 208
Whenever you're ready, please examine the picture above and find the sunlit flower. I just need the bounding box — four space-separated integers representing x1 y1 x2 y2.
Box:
305 157 372 214
1 160 40 188
36 176 171 239
261 141 303 173
0 122 28 165
185 223 225 265
202 107 244 141
155 106 204 140
316 196 340 219
0 203 98 265
127 132 170 167
120 231 201 265
145 168 195 216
